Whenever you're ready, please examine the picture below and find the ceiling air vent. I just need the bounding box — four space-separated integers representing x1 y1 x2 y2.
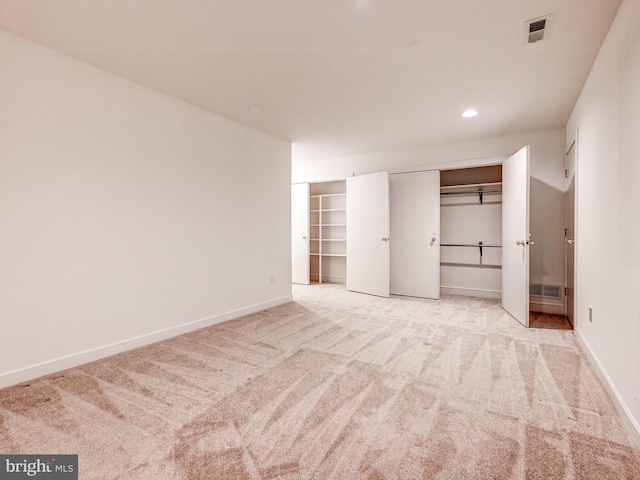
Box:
525 15 552 44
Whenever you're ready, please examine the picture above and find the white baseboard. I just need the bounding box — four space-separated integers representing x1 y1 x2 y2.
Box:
574 328 640 448
440 286 501 299
529 301 565 315
310 275 346 285
320 276 346 284
0 295 293 390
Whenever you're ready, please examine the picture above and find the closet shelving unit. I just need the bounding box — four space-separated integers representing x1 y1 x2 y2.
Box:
310 181 347 284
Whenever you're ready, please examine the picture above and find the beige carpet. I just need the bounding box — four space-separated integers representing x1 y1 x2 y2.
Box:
0 284 638 479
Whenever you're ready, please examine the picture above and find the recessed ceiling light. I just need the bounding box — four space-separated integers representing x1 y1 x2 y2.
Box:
462 109 478 118
248 106 262 113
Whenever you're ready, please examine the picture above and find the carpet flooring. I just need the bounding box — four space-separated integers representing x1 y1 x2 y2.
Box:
0 284 638 479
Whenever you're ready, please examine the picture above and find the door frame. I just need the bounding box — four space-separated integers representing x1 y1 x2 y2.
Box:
565 128 579 326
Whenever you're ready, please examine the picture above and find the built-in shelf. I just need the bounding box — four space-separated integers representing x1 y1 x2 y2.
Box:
440 181 502 190
310 193 346 198
309 183 347 284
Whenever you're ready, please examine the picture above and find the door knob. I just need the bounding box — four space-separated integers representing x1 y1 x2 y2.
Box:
431 236 437 242
302 236 307 240
381 237 390 242
566 239 575 245
517 240 535 246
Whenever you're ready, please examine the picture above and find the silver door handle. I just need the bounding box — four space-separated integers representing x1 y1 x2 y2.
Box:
382 237 390 242
566 239 575 245
517 240 534 246
302 236 307 240
431 236 437 242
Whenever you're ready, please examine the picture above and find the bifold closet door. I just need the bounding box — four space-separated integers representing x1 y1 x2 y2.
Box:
291 183 310 285
346 172 390 297
390 170 440 299
502 146 531 327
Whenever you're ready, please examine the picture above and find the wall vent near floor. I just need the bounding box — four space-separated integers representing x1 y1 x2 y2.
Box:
530 283 561 298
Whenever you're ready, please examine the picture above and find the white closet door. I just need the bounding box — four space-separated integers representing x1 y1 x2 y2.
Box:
291 183 310 285
565 140 576 326
502 146 530 326
390 170 440 299
346 172 390 297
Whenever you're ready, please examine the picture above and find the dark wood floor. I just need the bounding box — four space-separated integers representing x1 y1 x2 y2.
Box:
529 312 573 330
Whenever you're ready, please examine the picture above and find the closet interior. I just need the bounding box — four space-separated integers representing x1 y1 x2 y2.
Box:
440 165 503 298
309 180 347 284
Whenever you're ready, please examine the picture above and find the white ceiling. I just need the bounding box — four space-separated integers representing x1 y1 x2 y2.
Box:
0 0 622 162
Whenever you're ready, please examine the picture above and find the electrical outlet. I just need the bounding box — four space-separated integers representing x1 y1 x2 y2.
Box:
589 307 593 322
270 274 276 284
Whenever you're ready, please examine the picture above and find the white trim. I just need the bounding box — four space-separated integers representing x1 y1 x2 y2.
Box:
292 177 347 186
566 127 579 327
310 275 346 284
318 276 346 284
440 286 501 299
574 327 640 448
0 295 293 390
529 301 565 315
388 155 509 175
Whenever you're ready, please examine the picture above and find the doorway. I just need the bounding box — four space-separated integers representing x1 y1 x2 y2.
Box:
565 138 577 327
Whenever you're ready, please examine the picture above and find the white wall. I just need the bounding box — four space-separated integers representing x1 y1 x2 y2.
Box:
293 127 566 309
0 30 292 388
566 0 640 439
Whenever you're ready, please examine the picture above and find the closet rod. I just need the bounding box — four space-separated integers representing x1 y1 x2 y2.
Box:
440 188 501 205
439 189 501 195
440 242 501 257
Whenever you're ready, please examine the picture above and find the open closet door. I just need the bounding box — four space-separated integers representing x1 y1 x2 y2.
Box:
502 146 530 326
347 172 390 297
565 140 577 326
390 170 440 299
291 183 310 284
